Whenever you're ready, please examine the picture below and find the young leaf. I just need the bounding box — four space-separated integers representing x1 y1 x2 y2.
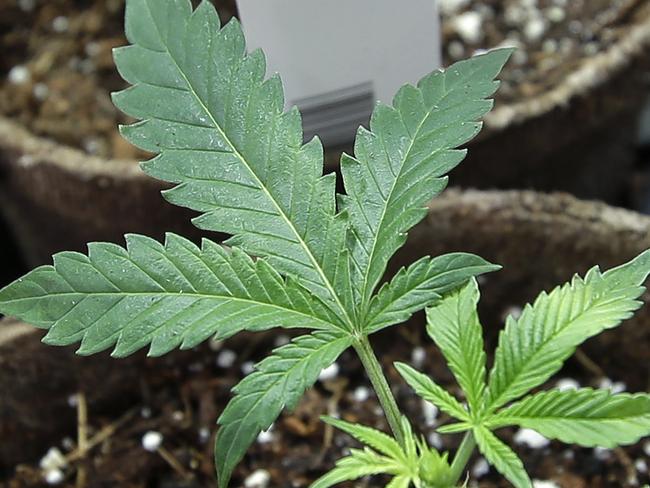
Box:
385 476 411 488
425 279 487 415
364 253 500 333
487 389 650 448
436 422 472 434
310 448 403 488
486 250 650 411
113 0 352 322
313 417 449 488
339 48 513 309
395 362 469 422
0 234 344 357
217 331 352 488
321 417 406 462
473 427 531 488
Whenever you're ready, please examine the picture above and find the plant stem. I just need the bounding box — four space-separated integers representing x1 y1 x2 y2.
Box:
354 335 406 447
449 431 476 485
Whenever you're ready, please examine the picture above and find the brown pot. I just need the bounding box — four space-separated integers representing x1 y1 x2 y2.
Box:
0 117 209 268
454 2 650 202
2 4 649 270
0 5 650 266
2 189 650 485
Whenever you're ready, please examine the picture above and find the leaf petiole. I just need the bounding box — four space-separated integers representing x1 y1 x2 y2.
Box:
448 431 476 486
353 335 406 447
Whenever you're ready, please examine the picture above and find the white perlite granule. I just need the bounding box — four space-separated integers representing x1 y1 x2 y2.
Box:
244 469 271 488
318 362 339 381
514 428 549 449
44 468 65 485
141 431 163 452
353 386 370 403
8 65 31 85
40 447 67 471
532 481 560 488
556 378 579 391
453 11 484 44
472 457 490 478
216 349 236 368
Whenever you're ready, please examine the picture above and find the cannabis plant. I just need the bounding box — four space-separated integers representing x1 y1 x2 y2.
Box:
1 0 649 486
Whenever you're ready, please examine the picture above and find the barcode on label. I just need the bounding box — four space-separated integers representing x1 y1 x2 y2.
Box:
294 82 375 146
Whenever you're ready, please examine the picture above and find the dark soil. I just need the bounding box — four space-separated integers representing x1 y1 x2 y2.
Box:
0 0 237 160
3 318 649 488
0 0 647 160
439 0 648 101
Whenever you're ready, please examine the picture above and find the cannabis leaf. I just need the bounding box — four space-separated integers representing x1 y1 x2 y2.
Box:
217 332 352 488
486 250 650 411
473 427 531 488
0 234 343 356
425 279 487 415
365 254 500 334
311 417 452 488
113 0 353 322
487 389 650 448
311 448 404 488
395 362 469 422
399 251 650 487
340 48 513 311
0 0 515 484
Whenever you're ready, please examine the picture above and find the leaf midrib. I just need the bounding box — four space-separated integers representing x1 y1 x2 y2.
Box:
220 334 351 473
487 284 623 410
3 290 344 332
490 414 650 425
453 293 485 413
143 2 353 330
357 78 448 311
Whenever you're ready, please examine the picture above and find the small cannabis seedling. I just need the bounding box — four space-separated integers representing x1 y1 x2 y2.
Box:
1 0 649 486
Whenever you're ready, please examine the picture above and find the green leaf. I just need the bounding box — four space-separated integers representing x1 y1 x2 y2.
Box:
217 331 352 488
0 234 344 357
314 417 437 488
113 0 352 323
310 448 403 488
394 362 469 422
487 389 650 448
487 250 650 411
385 476 411 488
340 48 512 309
364 253 500 333
425 279 487 415
436 422 472 434
322 417 406 462
473 427 531 488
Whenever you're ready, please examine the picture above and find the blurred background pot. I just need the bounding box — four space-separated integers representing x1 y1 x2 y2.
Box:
1 0 649 272
455 5 650 202
0 117 207 268
2 189 650 485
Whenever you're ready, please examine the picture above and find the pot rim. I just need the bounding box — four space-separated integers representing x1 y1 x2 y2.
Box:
484 3 650 131
1 5 649 180
427 188 650 234
0 318 35 347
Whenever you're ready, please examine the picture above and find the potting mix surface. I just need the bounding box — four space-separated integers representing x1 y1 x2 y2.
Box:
0 0 647 160
3 319 649 487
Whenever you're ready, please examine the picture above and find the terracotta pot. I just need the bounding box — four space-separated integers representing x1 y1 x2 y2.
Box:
2 189 650 479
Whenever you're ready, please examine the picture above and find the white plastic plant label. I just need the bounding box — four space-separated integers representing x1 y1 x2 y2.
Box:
236 0 441 145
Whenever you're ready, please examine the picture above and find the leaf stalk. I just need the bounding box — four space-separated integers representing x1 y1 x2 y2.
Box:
354 335 406 447
449 431 476 485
